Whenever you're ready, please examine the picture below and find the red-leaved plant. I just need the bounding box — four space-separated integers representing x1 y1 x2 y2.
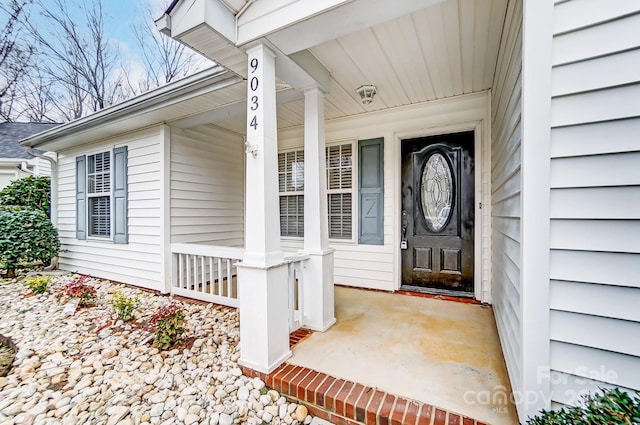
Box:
150 302 186 349
63 275 97 307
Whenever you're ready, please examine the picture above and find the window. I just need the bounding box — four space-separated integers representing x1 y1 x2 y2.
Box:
87 151 111 237
277 143 355 240
278 150 305 237
326 144 353 239
76 146 128 243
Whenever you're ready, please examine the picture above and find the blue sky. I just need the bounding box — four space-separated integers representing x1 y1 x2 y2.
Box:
31 0 175 78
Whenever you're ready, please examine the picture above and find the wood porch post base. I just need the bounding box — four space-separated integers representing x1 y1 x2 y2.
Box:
301 249 336 332
237 262 291 374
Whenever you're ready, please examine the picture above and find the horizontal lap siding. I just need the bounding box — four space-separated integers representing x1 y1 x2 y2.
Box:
170 125 244 247
56 127 163 290
490 0 523 398
549 1 640 405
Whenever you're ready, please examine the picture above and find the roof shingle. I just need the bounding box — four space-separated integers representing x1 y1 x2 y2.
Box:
0 122 59 159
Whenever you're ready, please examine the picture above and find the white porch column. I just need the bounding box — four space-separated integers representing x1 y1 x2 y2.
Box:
237 42 291 374
302 87 336 331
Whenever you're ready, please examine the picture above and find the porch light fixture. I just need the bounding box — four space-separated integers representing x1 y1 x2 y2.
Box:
356 85 377 104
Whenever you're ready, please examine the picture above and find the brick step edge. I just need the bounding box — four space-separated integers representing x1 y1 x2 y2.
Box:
241 364 488 425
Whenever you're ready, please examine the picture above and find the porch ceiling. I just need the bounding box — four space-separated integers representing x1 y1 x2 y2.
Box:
207 0 508 134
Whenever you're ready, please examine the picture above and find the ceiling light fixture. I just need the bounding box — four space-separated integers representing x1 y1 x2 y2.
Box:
356 85 377 104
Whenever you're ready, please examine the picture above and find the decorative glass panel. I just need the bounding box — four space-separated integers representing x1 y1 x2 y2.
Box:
421 152 453 232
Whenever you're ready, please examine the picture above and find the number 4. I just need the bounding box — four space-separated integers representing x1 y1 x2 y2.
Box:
250 115 258 130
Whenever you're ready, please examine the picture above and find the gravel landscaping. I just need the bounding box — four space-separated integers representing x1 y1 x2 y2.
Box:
0 272 312 425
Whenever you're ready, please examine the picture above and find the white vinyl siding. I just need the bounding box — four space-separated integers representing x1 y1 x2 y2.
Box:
278 150 305 238
170 125 244 247
490 0 523 401
56 127 163 290
0 169 18 191
548 1 640 405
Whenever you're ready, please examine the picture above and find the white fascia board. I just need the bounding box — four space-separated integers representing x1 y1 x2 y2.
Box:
239 0 444 54
237 0 348 46
20 66 238 151
0 158 27 164
155 14 171 36
166 0 236 42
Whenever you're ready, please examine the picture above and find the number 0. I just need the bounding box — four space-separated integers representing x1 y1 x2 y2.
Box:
250 77 258 91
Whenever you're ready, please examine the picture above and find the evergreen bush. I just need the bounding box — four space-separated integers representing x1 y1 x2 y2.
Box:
0 206 60 277
0 176 51 215
528 388 640 425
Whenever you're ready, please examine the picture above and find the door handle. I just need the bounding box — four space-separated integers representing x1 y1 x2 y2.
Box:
401 210 408 249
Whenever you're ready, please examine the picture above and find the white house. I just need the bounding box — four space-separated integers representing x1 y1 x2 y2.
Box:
21 0 640 422
0 123 58 190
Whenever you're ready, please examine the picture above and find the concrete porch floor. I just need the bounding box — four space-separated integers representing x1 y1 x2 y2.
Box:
287 286 518 425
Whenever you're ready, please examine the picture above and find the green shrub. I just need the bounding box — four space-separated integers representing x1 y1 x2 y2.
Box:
528 388 640 425
63 275 97 307
150 302 186 349
24 275 51 294
111 290 139 321
0 176 51 215
0 206 60 277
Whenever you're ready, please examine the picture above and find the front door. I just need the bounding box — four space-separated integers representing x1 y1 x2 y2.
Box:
401 131 474 295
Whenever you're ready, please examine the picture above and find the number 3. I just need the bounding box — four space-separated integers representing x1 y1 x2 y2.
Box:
250 95 258 111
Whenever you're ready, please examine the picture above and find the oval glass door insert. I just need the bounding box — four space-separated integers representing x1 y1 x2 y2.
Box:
421 152 454 232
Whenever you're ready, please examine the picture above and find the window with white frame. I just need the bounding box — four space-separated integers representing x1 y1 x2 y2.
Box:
326 143 353 239
278 150 305 237
87 151 111 237
277 143 355 240
76 146 128 243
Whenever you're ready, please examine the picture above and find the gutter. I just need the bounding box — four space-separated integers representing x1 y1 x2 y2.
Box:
19 162 35 175
25 147 58 228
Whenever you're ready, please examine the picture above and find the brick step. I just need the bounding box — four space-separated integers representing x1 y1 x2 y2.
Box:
242 363 488 425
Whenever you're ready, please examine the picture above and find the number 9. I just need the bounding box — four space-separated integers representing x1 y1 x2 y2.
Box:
250 58 258 73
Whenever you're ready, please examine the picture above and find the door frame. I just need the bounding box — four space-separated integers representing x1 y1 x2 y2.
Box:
394 119 490 303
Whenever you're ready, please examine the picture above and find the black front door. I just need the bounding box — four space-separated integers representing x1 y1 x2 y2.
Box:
401 131 474 294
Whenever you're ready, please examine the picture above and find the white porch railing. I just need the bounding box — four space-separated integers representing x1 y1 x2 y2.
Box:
170 243 243 307
284 253 310 332
171 244 309 329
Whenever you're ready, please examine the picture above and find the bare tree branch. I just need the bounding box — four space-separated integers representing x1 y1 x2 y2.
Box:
23 0 122 117
0 0 33 122
128 4 211 95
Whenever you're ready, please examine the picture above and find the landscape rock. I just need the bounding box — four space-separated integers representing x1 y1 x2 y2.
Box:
0 273 314 425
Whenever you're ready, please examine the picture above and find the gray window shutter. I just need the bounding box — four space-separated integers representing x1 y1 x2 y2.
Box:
113 146 128 244
358 138 384 245
76 155 86 240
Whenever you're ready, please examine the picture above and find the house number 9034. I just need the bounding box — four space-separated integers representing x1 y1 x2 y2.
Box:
249 57 259 130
